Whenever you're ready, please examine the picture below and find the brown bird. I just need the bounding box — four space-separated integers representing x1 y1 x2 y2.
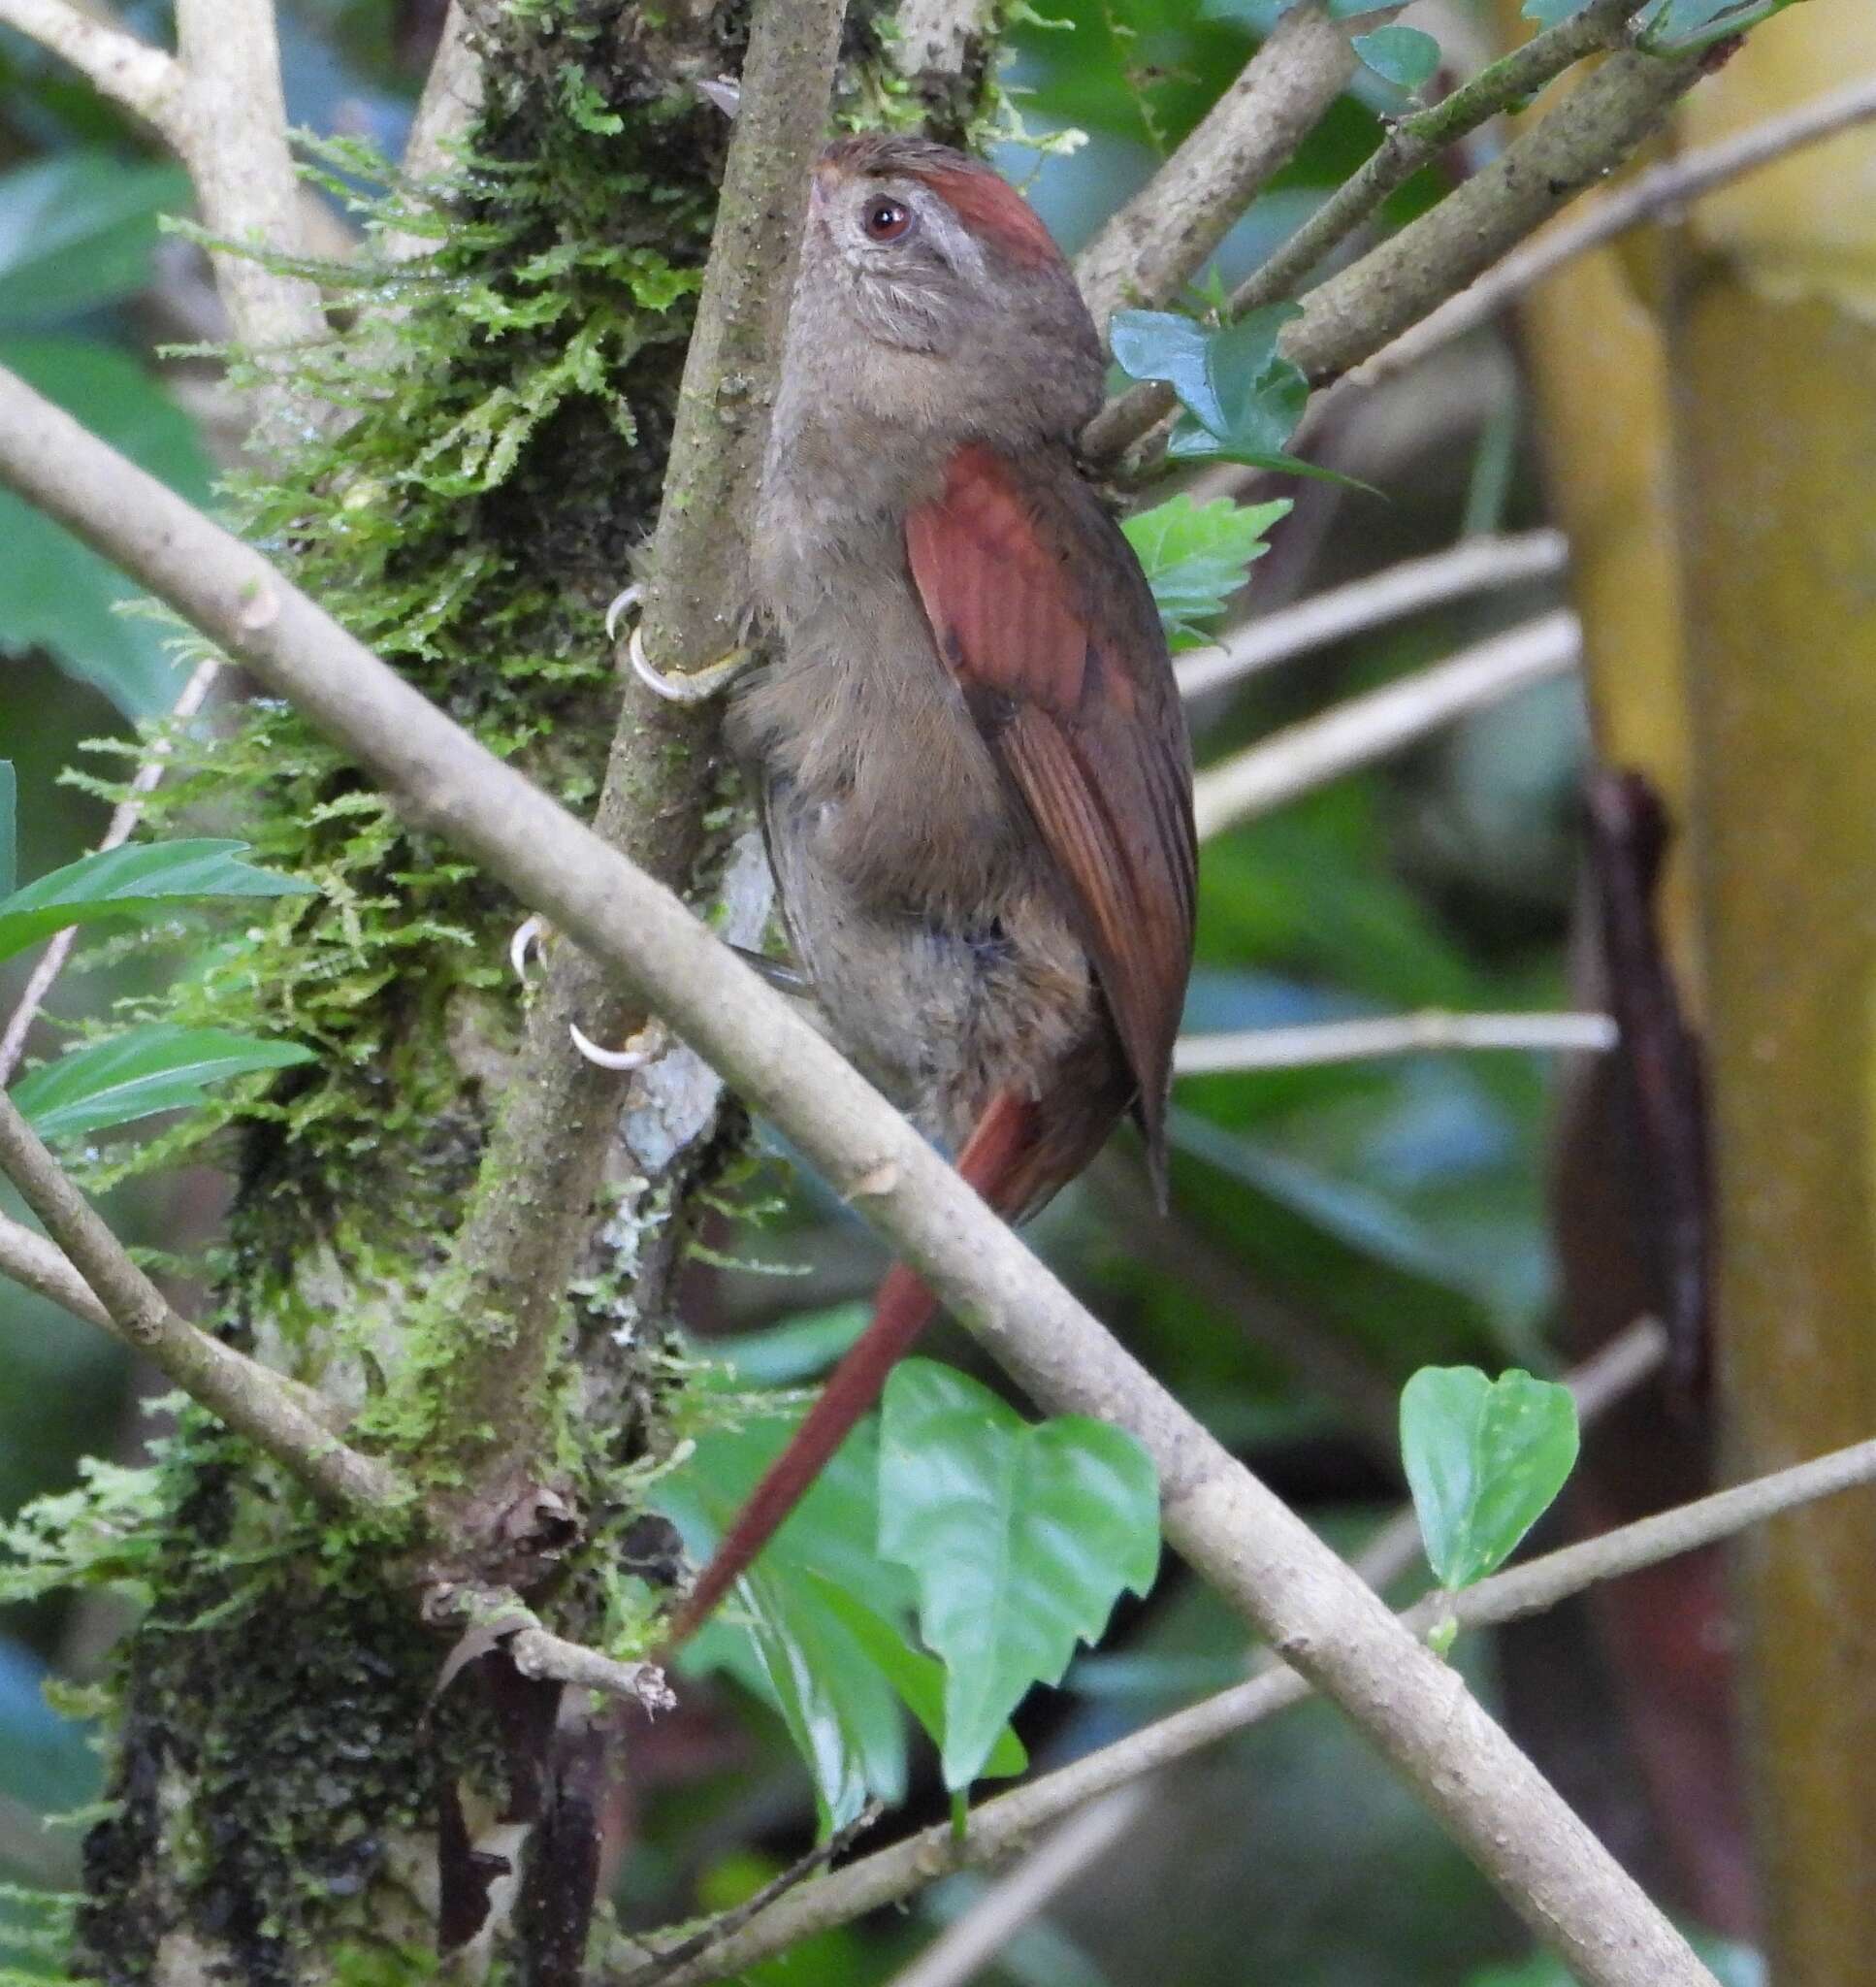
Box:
660 134 1196 1651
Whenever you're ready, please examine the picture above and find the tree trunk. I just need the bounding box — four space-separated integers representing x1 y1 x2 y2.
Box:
1667 5 1876 1973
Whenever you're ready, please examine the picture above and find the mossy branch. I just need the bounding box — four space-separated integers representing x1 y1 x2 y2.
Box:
0 361 1718 1987
428 0 850 1514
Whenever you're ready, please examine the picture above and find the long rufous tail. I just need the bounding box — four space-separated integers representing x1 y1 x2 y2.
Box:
660 1088 1037 1655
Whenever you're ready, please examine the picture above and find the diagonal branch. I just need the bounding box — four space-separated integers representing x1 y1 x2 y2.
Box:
1177 528 1569 700
0 0 186 146
1193 610 1581 842
1084 39 1705 465
0 1091 406 1512
0 360 1716 1987
1074 1 1365 332
1350 69 1876 395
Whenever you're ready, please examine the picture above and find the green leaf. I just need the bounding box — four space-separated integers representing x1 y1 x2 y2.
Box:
1400 1366 1579 1592
653 1414 916 1830
1109 310 1215 421
0 837 313 965
694 1302 870 1387
0 338 212 718
11 1025 314 1141
879 1360 1160 1791
805 1573 1029 1781
1122 494 1291 649
0 154 189 328
0 763 14 899
1351 24 1440 90
1635 0 1802 48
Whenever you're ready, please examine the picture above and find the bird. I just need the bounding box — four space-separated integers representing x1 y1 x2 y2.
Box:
654 133 1196 1652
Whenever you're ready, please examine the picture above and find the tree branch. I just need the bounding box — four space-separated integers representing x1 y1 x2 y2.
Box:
435 0 847 1500
0 0 186 147
613 1322 1683 1985
0 362 1717 1987
1176 1010 1617 1073
1084 40 1705 464
1350 71 1876 395
1074 1 1364 332
0 1092 405 1511
0 1205 112 1332
1192 610 1580 842
1176 529 1568 700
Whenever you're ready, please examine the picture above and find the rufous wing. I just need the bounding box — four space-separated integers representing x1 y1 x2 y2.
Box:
905 442 1196 1187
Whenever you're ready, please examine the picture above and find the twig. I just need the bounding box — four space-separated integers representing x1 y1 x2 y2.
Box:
883 1786 1151 1987
1074 1 1364 331
0 1091 404 1511
0 362 1718 1987
1085 42 1704 465
613 1804 886 1987
1192 610 1581 842
1351 72 1876 393
0 0 186 146
436 0 849 1490
376 2 486 264
0 1205 112 1331
1175 529 1568 701
507 1627 674 1712
0 656 220 1087
1175 1010 1617 1074
606 1322 1686 1985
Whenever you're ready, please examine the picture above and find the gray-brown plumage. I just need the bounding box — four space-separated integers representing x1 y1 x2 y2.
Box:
664 135 1195 1651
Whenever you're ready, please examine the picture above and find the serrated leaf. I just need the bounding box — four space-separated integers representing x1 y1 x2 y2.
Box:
0 338 212 718
0 838 313 965
1400 1366 1579 1592
805 1573 1028 1781
653 1414 916 1830
1352 24 1440 90
0 154 190 327
11 1025 315 1141
1122 494 1291 649
879 1360 1160 1791
0 763 14 899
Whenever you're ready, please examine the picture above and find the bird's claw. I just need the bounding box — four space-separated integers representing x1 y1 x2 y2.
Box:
569 1016 672 1072
511 914 548 985
605 585 753 705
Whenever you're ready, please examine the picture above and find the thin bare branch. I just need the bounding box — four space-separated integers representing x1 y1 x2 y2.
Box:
0 1205 112 1331
610 1321 1674 1985
378 1 485 264
1193 610 1580 842
0 1091 404 1510
1176 529 1568 701
1176 1010 1617 1074
0 0 185 146
0 657 220 1088
1352 72 1876 394
1074 1 1364 332
0 361 1717 1987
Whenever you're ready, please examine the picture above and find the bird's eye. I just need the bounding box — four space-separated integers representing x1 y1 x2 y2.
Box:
862 196 913 243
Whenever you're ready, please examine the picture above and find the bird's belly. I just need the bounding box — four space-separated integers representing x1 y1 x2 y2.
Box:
761 777 1101 1151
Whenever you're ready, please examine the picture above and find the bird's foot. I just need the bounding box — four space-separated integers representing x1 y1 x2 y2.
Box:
606 585 754 705
570 1016 672 1072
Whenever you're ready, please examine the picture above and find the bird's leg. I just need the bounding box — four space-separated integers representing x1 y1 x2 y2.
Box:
606 585 755 706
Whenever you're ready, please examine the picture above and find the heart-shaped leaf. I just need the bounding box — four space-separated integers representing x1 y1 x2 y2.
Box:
11 1025 314 1141
1400 1366 1579 1591
0 837 313 965
879 1360 1160 1791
